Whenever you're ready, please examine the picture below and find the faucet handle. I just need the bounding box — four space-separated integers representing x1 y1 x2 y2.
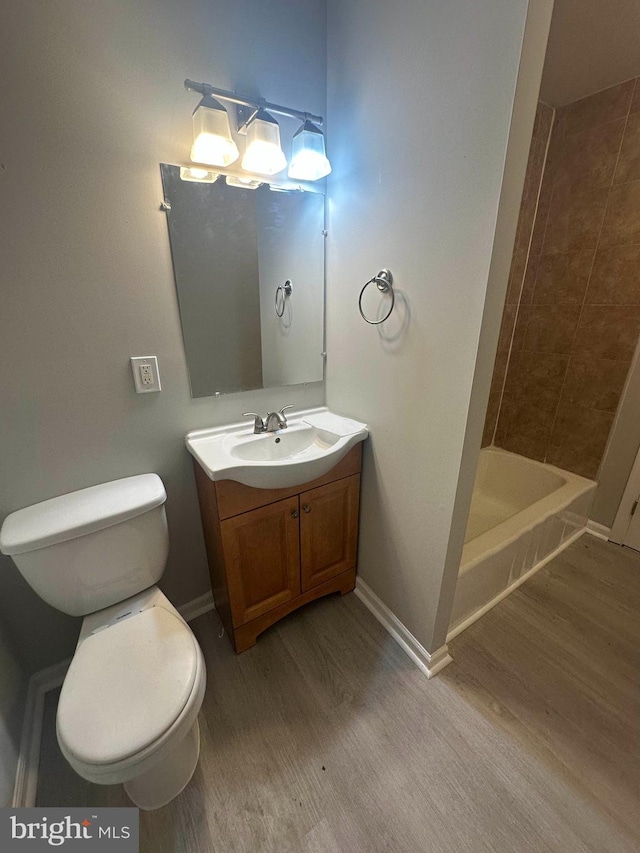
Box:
242 412 265 433
278 405 294 417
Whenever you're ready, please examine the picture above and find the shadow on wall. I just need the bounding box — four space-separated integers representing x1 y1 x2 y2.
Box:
0 617 29 805
0 557 80 674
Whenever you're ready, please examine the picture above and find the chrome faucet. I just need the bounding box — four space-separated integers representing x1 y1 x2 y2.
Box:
243 405 293 434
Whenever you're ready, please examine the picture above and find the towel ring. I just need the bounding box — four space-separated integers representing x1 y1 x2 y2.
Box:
275 279 292 318
358 269 394 325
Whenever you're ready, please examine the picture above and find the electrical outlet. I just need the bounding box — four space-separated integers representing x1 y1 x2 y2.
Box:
140 364 154 385
131 356 161 393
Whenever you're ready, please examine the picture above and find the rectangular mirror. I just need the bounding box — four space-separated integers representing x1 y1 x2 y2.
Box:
160 164 325 398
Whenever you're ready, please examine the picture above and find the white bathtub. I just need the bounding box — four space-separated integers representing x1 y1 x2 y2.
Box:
448 448 596 639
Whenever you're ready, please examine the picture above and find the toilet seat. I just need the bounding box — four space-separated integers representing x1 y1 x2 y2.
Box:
57 605 201 774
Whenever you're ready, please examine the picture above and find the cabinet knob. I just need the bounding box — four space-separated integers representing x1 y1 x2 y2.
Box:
303 504 311 513
291 510 299 518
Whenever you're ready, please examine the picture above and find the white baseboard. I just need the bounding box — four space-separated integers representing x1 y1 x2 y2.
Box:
12 658 71 808
586 520 611 541
178 589 215 622
12 589 216 808
354 579 453 678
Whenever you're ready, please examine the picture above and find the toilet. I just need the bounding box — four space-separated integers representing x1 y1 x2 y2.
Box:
0 474 206 810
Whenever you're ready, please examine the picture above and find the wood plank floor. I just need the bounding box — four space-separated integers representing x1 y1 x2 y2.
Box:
37 536 640 852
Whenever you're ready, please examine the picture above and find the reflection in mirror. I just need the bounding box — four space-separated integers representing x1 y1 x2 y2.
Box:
160 164 325 398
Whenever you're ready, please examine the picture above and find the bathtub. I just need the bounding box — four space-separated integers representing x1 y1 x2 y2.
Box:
448 448 596 639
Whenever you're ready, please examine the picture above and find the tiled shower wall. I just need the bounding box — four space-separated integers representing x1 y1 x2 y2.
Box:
482 101 554 447
484 78 640 480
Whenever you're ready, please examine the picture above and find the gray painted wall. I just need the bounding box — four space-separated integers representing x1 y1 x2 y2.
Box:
325 0 553 653
541 0 640 106
0 0 326 673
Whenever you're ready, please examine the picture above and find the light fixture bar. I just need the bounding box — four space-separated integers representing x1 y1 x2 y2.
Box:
184 79 323 128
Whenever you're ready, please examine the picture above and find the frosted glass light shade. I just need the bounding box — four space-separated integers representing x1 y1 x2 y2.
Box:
180 166 220 183
226 175 262 190
288 120 331 181
190 96 239 167
241 109 287 176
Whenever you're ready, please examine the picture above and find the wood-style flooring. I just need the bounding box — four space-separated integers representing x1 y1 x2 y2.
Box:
36 536 640 852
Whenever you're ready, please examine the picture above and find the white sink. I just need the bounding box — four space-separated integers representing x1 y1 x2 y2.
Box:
186 408 368 489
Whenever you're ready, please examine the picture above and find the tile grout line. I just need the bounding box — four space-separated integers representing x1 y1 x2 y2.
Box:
544 87 634 470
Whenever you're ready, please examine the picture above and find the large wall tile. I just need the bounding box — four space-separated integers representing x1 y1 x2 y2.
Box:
503 351 521 395
489 350 508 396
523 303 581 354
548 404 614 467
560 357 629 412
505 243 528 304
514 350 569 394
572 305 640 361
545 444 602 480
554 118 626 191
500 432 547 462
519 253 539 305
586 245 640 304
558 79 635 137
529 175 553 257
481 390 501 448
500 395 556 462
599 180 640 248
542 184 609 255
493 392 511 445
630 79 640 115
533 250 592 304
614 113 640 185
511 304 530 351
497 303 517 352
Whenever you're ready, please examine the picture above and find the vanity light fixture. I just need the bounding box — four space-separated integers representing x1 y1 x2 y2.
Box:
241 109 287 176
179 166 220 183
184 79 328 182
190 94 239 167
288 120 331 181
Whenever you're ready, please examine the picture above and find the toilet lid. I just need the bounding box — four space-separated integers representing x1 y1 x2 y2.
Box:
57 607 199 766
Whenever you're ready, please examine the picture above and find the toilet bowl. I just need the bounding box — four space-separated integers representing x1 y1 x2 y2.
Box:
57 586 207 809
0 474 207 810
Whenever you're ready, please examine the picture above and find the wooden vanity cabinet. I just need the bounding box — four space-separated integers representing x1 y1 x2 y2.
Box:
193 444 361 652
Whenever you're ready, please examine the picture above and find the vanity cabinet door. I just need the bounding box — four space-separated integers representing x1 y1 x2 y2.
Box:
221 496 301 627
300 475 360 592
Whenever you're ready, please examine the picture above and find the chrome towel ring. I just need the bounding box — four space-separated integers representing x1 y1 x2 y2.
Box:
358 269 394 324
275 279 292 317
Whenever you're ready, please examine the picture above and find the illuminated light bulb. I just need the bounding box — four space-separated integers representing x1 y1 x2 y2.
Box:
190 95 239 167
288 120 331 181
241 109 287 176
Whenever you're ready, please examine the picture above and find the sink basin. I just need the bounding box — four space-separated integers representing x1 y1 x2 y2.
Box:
228 425 340 463
186 408 368 489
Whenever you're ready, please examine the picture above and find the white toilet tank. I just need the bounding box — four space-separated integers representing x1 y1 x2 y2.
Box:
0 474 169 616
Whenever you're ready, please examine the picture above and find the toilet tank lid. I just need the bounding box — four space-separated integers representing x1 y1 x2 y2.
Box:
0 474 166 556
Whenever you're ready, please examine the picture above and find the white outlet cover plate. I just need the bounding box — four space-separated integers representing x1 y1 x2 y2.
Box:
131 356 161 393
